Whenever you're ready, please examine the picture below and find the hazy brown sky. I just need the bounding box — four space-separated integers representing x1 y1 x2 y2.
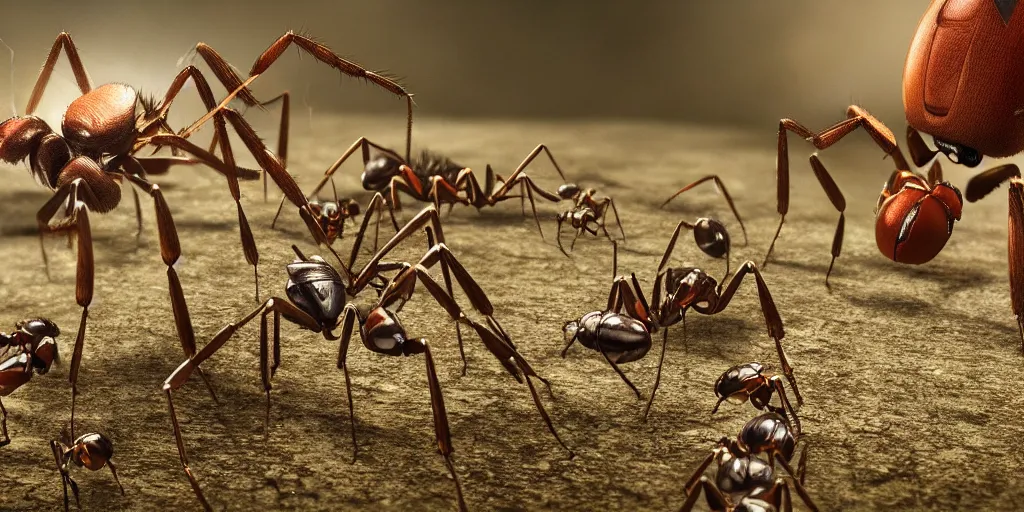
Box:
0 0 931 129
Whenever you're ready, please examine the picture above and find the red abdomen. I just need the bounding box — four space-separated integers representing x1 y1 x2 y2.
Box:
903 0 1024 157
876 182 963 264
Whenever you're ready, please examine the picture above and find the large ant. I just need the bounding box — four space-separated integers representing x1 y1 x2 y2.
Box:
1 31 411 435
163 205 572 511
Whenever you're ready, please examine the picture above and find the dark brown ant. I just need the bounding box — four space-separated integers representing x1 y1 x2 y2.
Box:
595 217 800 420
662 174 749 256
0 318 60 447
680 426 817 512
554 183 626 255
270 141 569 240
50 430 125 511
713 362 801 434
562 241 653 399
163 205 571 511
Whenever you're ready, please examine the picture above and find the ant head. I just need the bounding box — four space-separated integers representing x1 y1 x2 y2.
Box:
361 154 404 191
557 183 580 200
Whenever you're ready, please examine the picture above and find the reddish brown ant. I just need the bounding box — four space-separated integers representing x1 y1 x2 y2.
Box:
51 430 125 511
0 318 60 447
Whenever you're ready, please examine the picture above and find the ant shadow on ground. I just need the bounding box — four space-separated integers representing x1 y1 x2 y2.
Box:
861 257 1001 292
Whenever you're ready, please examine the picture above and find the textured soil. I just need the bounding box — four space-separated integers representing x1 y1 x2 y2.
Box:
2 115 1023 511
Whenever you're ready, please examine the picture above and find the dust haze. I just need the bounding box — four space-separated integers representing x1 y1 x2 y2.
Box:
0 0 929 129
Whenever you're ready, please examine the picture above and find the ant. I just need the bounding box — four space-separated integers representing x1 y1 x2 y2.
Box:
0 318 60 447
163 205 572 511
600 215 800 420
270 140 570 243
680 415 816 511
760 106 962 285
51 430 125 511
553 183 626 255
712 362 801 434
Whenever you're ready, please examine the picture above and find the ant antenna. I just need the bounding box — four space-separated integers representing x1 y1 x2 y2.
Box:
0 37 15 117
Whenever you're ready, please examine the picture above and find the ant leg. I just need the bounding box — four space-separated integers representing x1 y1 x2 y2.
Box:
677 477 706 512
419 340 468 512
36 180 99 439
774 456 820 512
926 160 944 186
560 331 578 358
336 305 360 462
597 343 641 399
107 459 125 495
162 297 319 512
490 143 569 199
555 215 569 257
712 261 801 405
642 326 670 421
25 33 91 115
256 92 289 201
0 398 8 447
764 106 901 269
656 219 698 276
964 166 1024 353
602 197 627 242
906 126 940 167
964 164 1022 202
346 192 399 270
271 138 400 228
461 315 575 458
661 175 746 246
190 33 412 157
769 375 802 436
808 155 847 285
52 446 71 511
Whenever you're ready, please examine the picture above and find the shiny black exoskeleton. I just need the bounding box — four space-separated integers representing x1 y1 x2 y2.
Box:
362 148 465 191
1 318 60 354
690 217 730 259
712 363 801 434
563 311 652 364
735 412 797 463
682 417 817 512
715 451 776 496
285 255 346 332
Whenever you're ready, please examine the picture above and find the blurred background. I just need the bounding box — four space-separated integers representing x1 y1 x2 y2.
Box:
0 0 931 132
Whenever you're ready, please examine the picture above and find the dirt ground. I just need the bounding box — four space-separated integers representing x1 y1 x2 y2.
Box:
3 114 1024 512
